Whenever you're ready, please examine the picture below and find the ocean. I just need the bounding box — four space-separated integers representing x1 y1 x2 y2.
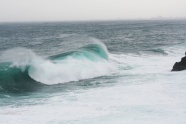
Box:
0 20 186 124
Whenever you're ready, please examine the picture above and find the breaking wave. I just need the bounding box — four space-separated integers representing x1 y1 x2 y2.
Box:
0 43 116 92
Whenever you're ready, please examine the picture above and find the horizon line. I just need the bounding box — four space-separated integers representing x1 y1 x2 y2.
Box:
0 18 186 23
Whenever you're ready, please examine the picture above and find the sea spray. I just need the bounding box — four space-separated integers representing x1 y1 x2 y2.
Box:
29 43 116 85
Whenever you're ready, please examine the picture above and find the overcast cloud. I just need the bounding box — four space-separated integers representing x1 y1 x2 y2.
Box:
0 0 186 22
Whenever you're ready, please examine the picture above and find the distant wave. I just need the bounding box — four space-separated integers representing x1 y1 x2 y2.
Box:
142 48 168 55
0 42 116 92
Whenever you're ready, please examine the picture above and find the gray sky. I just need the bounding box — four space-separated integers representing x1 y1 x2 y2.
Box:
0 0 186 22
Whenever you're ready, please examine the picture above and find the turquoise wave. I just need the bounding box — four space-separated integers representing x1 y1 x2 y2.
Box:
0 63 41 93
0 43 110 93
50 44 108 61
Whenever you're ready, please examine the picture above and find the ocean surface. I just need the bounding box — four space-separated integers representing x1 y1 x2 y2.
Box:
0 20 186 124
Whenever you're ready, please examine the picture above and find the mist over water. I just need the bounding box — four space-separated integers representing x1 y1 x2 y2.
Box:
0 20 186 124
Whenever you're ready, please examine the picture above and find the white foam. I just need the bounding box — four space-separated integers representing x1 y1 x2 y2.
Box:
0 47 37 71
29 56 116 85
109 51 180 75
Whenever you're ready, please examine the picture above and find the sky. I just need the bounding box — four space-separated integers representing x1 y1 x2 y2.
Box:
0 0 186 22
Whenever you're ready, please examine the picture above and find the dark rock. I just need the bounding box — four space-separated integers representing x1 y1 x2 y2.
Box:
172 56 186 71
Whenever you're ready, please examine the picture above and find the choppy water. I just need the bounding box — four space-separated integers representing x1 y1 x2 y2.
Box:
0 20 186 124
